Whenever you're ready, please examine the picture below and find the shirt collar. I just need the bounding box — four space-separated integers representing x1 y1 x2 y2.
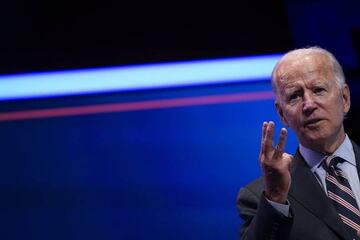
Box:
299 134 356 172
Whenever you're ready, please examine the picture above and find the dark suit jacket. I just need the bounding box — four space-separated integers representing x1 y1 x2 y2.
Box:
237 141 360 240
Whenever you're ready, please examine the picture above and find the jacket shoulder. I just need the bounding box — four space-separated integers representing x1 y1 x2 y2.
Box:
239 177 264 198
237 177 264 214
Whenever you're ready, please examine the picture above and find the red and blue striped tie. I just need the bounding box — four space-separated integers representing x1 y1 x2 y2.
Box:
324 155 360 238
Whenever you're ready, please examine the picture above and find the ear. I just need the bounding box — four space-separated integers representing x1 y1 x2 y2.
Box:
275 101 289 127
342 84 351 114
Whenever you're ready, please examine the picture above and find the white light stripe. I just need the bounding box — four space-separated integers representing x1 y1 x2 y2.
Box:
0 55 281 101
326 175 355 198
328 191 360 217
339 214 360 231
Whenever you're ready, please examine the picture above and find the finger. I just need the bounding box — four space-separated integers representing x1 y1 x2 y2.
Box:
264 121 275 158
276 128 288 152
273 128 287 160
259 122 268 163
260 122 268 157
262 122 268 141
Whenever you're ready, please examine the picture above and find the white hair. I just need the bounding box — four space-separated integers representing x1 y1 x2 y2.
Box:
271 46 345 92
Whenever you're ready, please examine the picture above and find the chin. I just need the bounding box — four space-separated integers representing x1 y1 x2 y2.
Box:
300 129 344 152
299 131 330 147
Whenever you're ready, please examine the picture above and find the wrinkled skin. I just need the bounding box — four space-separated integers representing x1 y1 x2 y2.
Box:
274 52 350 154
260 50 351 203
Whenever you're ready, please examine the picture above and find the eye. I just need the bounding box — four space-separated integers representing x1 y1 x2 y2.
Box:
287 92 301 103
313 87 325 94
289 94 299 100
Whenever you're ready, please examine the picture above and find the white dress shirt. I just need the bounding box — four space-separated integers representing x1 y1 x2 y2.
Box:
268 134 360 217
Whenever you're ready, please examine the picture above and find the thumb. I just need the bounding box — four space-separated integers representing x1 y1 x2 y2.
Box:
357 229 360 239
283 153 294 170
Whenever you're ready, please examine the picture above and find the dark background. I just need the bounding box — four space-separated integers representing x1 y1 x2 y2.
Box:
1 0 360 137
1 0 360 239
0 1 292 73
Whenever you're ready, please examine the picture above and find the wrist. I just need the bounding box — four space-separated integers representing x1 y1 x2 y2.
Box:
264 191 288 204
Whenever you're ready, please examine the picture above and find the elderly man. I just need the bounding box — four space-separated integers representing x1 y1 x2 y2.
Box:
237 47 360 240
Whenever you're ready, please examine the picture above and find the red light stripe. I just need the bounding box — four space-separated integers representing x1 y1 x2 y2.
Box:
0 91 273 122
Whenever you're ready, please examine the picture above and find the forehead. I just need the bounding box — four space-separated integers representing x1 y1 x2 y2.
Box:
273 52 336 89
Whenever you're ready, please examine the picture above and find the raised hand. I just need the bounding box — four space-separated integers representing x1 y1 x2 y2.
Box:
259 121 294 203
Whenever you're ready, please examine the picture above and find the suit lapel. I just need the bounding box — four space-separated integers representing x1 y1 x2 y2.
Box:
352 140 360 177
289 150 350 240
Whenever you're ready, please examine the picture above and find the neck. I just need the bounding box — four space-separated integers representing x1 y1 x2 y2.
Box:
302 126 346 155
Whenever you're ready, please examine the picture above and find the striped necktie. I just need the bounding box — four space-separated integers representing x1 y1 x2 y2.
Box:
324 155 360 238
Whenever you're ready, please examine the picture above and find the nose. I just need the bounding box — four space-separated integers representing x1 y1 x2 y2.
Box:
302 93 317 115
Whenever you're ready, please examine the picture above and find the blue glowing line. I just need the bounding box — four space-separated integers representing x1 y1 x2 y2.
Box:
0 55 281 100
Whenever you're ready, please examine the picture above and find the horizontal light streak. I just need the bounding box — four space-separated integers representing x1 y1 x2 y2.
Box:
0 55 280 100
0 91 274 122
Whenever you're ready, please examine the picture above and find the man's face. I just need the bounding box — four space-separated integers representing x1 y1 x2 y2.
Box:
274 52 350 152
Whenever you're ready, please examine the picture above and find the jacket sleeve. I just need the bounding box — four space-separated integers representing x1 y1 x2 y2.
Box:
237 181 294 240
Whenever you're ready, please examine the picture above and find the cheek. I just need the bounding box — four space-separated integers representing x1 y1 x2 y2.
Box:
283 114 302 132
327 97 345 121
283 106 301 124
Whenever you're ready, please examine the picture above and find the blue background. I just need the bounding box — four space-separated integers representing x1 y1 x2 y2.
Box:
1 0 359 239
0 81 298 239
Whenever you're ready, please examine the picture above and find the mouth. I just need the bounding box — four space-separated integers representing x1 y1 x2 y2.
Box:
304 119 324 128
